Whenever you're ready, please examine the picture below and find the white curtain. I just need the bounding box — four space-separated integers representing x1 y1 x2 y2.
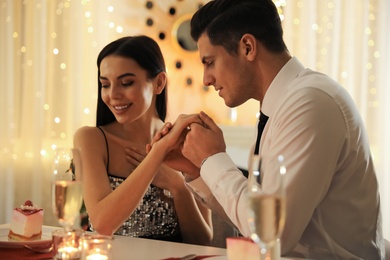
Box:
1 0 389 238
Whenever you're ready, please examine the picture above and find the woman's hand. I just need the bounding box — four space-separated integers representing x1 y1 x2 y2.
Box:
146 114 204 177
125 146 146 173
147 114 203 151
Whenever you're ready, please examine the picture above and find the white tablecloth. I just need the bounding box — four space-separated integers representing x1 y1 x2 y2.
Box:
1 225 299 260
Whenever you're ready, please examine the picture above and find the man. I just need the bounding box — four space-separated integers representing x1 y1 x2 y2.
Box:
151 0 384 258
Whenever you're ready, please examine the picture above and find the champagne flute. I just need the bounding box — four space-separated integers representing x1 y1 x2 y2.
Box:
247 154 286 260
52 147 83 231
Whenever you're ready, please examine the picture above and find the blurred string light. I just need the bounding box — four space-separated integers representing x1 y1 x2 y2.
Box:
9 0 283 158
4 0 382 159
273 0 286 21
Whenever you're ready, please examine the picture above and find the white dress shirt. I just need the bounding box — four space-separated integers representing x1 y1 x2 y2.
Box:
186 57 384 259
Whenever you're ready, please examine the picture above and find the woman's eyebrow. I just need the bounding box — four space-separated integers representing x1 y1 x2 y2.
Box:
99 72 135 81
117 72 135 79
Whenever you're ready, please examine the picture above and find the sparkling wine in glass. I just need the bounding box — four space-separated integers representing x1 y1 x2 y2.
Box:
52 147 83 231
247 154 286 259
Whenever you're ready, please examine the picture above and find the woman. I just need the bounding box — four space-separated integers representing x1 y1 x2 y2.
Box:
73 35 212 245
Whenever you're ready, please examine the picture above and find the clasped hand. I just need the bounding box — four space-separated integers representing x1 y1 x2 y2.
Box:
147 111 226 178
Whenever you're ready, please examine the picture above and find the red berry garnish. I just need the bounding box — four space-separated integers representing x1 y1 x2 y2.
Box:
24 200 33 206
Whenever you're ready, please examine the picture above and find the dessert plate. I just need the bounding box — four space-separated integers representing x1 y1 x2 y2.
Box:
0 224 59 248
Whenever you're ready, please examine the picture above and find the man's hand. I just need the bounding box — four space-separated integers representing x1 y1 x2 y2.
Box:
182 111 226 167
146 114 203 178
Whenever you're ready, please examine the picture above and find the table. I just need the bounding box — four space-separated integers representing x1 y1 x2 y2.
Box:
0 224 296 260
111 235 226 259
110 235 295 260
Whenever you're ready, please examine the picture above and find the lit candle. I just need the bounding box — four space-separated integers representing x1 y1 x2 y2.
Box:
85 253 108 260
83 234 113 259
56 246 80 259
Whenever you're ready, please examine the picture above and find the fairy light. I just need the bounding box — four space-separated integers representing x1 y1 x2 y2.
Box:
84 108 90 114
116 26 123 33
273 0 286 21
2 0 381 160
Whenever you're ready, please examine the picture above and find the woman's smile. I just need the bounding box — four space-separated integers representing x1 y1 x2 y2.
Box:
113 104 131 110
112 103 132 113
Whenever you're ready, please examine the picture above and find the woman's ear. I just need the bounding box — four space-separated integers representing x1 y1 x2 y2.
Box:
240 34 257 61
154 71 167 94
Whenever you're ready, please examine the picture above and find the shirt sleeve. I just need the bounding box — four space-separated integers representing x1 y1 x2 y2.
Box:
187 152 253 236
185 174 237 230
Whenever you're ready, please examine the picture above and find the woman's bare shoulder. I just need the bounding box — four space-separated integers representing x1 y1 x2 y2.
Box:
75 126 101 134
74 126 105 144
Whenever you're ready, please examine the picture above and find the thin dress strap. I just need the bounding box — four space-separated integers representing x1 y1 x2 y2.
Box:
97 126 109 172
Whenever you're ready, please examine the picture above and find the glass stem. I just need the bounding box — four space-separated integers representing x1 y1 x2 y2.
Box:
260 246 268 260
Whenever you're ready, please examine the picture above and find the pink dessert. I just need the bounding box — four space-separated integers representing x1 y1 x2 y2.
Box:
226 237 280 260
226 237 260 260
8 200 44 241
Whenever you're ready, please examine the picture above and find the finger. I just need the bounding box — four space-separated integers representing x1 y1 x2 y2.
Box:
199 111 218 131
159 122 173 136
150 132 162 146
150 122 173 146
126 155 140 166
125 147 145 159
126 146 146 156
172 114 203 132
145 144 151 153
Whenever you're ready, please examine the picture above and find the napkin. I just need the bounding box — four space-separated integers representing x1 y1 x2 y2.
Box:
0 247 53 260
161 255 219 260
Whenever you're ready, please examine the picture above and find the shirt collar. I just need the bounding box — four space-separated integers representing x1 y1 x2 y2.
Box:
261 56 305 117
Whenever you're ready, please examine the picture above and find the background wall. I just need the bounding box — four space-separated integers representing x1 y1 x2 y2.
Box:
0 0 389 239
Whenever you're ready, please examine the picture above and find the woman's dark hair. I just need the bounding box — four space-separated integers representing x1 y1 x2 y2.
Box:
191 0 287 55
96 35 167 126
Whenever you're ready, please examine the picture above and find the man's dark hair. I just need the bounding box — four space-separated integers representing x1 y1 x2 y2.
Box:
191 0 287 54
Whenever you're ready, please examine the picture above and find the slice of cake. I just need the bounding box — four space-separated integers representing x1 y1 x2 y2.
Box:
8 200 44 241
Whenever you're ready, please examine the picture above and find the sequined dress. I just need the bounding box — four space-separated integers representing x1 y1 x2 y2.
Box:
88 127 182 242
104 175 181 241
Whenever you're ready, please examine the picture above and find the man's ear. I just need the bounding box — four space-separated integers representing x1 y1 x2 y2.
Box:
154 71 167 94
240 34 257 61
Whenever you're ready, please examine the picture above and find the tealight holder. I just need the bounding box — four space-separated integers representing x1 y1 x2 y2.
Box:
52 229 84 260
82 234 113 260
